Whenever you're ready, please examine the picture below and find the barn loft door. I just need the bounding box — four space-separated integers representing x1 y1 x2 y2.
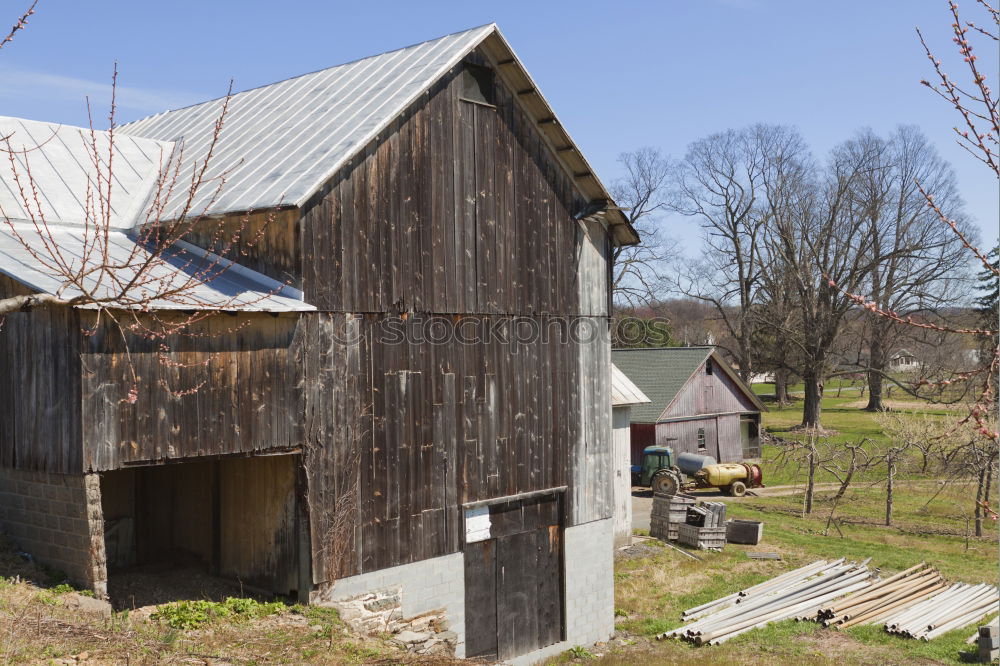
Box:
463 493 564 660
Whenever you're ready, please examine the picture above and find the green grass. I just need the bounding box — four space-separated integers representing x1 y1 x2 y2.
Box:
607 433 998 666
749 382 964 487
845 622 986 664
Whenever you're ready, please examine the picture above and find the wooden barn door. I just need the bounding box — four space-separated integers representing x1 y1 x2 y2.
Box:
463 493 564 660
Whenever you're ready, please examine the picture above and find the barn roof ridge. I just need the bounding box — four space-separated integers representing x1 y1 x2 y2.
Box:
119 24 638 245
122 23 500 126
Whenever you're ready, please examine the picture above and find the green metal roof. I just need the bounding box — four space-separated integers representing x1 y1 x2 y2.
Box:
610 347 714 423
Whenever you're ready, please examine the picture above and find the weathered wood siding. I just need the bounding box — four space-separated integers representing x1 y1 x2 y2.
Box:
299 50 613 581
661 361 759 420
654 414 744 462
298 51 606 317
80 313 302 471
1 47 615 589
0 275 82 474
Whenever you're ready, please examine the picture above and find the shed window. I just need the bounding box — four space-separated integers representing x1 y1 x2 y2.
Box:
697 428 706 450
461 64 495 106
706 359 713 375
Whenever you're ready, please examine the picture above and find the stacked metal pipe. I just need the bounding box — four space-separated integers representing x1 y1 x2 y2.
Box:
812 562 947 629
658 559 874 645
881 583 1000 640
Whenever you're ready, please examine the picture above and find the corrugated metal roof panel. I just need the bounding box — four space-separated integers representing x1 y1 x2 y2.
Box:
120 24 496 220
611 363 651 407
0 116 175 229
0 224 312 312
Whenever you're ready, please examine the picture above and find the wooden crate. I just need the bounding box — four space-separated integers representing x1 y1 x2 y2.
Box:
677 524 726 550
651 493 697 542
726 519 764 545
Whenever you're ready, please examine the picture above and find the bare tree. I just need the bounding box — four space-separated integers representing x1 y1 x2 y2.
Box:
761 134 891 429
670 125 807 382
610 148 673 308
851 126 973 411
835 1 998 441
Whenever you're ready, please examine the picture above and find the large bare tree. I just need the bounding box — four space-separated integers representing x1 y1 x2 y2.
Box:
609 147 673 308
851 126 973 411
669 124 806 382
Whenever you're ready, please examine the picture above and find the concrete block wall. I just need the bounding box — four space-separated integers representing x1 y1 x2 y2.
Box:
0 468 107 597
312 519 614 665
312 552 466 656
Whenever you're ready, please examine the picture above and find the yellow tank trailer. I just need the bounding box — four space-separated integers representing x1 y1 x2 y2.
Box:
693 462 763 496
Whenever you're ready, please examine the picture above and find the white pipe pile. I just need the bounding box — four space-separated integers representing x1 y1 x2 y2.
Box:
881 583 1000 640
812 562 948 629
658 559 874 645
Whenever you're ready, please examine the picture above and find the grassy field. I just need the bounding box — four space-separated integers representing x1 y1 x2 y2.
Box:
750 380 966 486
554 382 999 665
585 482 998 666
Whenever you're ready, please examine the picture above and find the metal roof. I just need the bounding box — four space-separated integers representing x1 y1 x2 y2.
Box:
0 224 312 311
611 363 651 407
120 24 638 245
0 116 175 229
0 118 311 312
120 25 496 220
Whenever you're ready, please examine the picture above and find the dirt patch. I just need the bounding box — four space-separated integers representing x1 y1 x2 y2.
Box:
802 629 938 665
841 399 966 412
616 541 665 561
107 564 269 611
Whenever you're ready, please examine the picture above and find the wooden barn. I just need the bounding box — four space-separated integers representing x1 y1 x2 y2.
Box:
0 24 637 662
611 347 764 465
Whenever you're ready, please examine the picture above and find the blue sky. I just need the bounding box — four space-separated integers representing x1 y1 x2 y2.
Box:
1 0 997 249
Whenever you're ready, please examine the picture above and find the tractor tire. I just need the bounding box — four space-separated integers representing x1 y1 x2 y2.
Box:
729 480 747 497
651 471 680 496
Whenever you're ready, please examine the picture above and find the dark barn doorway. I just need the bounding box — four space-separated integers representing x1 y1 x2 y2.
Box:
100 453 305 607
463 492 564 661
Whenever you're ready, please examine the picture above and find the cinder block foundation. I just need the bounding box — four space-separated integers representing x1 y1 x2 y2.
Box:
0 467 107 597
313 518 616 664
312 552 467 656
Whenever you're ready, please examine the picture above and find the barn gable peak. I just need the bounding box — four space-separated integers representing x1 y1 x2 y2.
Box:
120 24 637 246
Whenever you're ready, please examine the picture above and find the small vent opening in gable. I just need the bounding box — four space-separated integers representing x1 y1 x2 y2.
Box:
461 63 495 106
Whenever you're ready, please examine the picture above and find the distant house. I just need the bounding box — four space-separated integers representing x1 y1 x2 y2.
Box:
610 364 650 548
889 349 919 371
611 347 765 464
